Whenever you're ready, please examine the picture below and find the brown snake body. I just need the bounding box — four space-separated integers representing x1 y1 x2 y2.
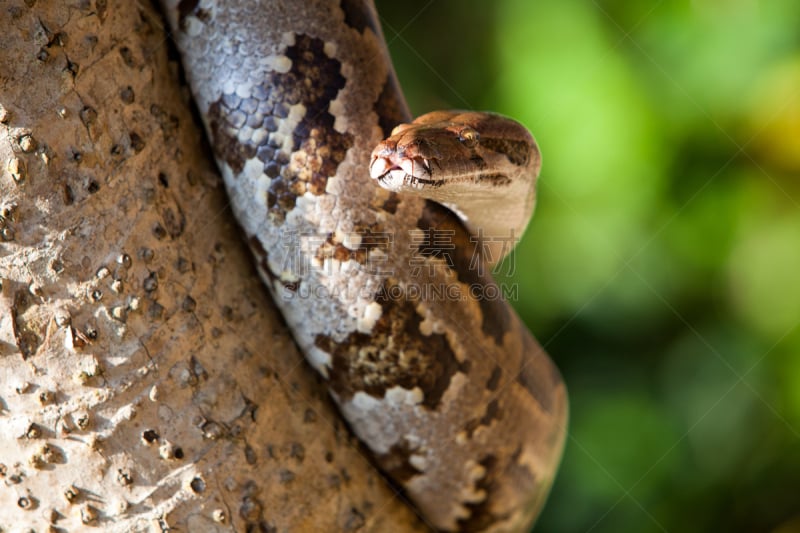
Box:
162 1 568 530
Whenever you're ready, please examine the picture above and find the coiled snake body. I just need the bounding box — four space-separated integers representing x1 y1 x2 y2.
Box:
163 1 567 530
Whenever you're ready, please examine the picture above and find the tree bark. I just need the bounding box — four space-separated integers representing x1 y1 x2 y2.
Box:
0 1 424 531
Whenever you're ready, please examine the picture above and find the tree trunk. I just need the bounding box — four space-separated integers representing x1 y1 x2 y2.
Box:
0 1 423 530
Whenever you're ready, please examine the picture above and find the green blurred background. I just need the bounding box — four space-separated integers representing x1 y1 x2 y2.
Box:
375 1 800 531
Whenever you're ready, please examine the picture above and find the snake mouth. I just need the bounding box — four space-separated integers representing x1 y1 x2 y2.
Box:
377 171 440 190
370 155 438 190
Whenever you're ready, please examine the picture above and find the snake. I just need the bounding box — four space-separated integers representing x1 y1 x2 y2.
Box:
162 1 568 531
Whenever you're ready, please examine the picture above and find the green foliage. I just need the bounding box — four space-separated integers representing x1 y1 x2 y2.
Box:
376 0 800 530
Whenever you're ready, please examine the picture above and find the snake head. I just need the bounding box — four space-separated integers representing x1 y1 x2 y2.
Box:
369 111 540 195
369 111 541 258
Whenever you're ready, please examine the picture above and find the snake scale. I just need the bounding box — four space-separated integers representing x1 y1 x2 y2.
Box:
162 1 568 530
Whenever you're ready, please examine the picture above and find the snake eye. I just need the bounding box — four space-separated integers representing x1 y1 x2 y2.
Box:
458 127 480 147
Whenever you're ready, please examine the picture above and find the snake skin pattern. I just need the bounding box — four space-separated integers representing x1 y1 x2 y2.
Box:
161 1 568 530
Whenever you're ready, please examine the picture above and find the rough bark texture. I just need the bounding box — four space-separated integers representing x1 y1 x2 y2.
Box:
0 1 424 531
